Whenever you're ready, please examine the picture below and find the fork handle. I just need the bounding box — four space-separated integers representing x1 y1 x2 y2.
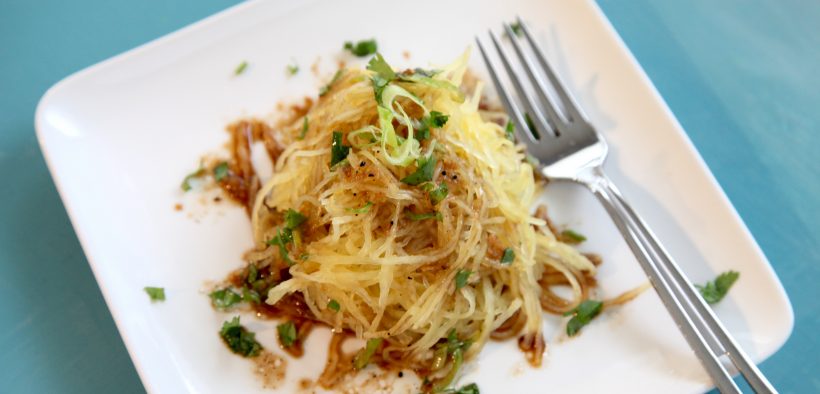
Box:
583 169 775 394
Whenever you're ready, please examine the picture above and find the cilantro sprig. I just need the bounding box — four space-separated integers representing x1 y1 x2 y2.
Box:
220 316 262 357
343 39 378 57
696 271 740 305
209 288 243 309
330 131 350 168
401 154 436 185
277 321 297 347
416 111 449 140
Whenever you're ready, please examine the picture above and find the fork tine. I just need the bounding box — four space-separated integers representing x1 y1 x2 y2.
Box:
475 37 538 143
487 31 556 139
517 17 584 122
503 22 567 132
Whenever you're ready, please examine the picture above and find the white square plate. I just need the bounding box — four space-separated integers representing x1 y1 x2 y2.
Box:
35 0 793 392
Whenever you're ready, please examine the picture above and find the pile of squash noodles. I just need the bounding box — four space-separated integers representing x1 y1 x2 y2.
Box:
242 50 597 390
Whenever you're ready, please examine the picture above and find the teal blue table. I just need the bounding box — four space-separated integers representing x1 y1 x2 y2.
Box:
1 1 816 392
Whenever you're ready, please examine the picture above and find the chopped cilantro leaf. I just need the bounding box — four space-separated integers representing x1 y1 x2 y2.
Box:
446 329 473 354
277 321 297 347
220 316 262 357
504 120 515 141
347 201 373 214
246 264 258 284
429 182 448 205
343 39 378 57
234 61 248 75
210 288 243 310
560 229 587 244
286 62 299 76
500 248 515 264
181 168 205 191
455 270 472 289
144 287 165 302
353 338 383 370
400 154 436 185
417 111 450 140
267 229 295 265
366 53 396 80
696 271 740 305
319 69 344 96
446 382 480 394
510 22 523 37
564 300 603 336
213 162 229 182
242 287 261 304
366 54 396 103
299 116 309 140
428 111 449 128
284 209 307 229
330 131 350 168
407 211 442 221
524 112 539 139
327 299 340 312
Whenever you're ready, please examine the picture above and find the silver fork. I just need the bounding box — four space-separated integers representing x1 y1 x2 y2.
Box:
476 19 777 394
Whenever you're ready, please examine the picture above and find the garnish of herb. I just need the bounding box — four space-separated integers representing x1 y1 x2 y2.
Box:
286 62 299 76
407 211 442 221
500 247 515 264
209 288 242 310
144 287 165 302
366 53 396 102
524 112 539 139
277 321 297 347
220 316 262 357
510 22 523 37
696 271 740 305
401 154 436 185
319 69 344 96
455 270 472 289
347 201 373 214
299 116 309 140
343 39 378 57
284 208 307 229
181 168 204 191
268 229 295 265
504 120 515 141
431 330 473 391
327 299 341 312
242 288 261 304
234 61 248 76
213 161 229 182
416 111 449 140
446 382 480 394
560 229 587 244
429 182 449 205
353 338 383 370
564 300 603 336
330 131 350 168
